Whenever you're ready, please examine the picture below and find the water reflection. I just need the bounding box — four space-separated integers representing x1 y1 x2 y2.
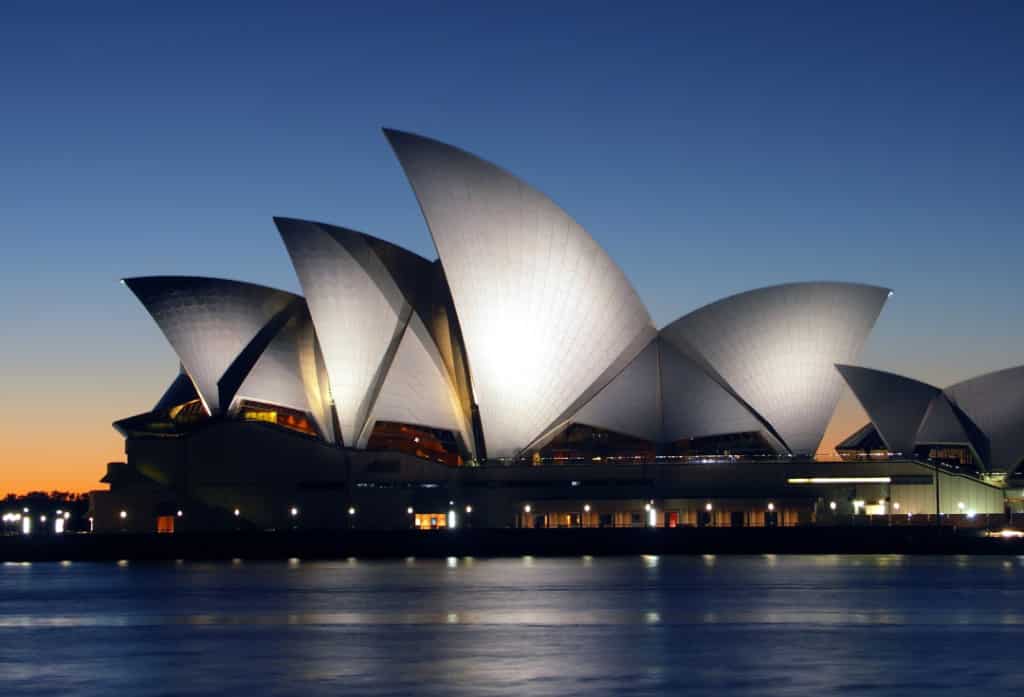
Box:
3 556 1024 696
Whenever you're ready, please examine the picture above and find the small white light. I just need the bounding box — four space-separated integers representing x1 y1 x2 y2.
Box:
648 507 657 527
893 502 900 511
290 507 299 517
40 515 47 523
63 512 70 519
583 504 591 513
645 503 652 511
233 508 240 517
407 507 414 515
829 501 837 511
176 510 183 518
524 504 531 513
348 507 356 516
705 502 713 512
465 505 472 514
767 502 775 512
448 510 457 529
22 517 31 535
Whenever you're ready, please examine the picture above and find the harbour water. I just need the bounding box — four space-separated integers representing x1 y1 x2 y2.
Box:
2 555 1022 695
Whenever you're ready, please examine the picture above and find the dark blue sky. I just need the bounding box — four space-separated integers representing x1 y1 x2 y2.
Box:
2 1 1022 488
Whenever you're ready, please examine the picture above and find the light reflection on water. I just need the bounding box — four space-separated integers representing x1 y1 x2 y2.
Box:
2 555 1023 696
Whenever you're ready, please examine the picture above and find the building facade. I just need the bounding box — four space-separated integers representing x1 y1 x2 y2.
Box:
90 129 1020 532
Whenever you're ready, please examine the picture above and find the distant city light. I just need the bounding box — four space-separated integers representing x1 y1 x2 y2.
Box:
705 502 713 512
767 502 775 512
829 501 837 511
120 510 127 520
523 504 531 513
465 505 472 514
583 504 591 513
290 506 299 517
348 507 356 516
407 507 414 515
233 508 240 517
177 510 183 518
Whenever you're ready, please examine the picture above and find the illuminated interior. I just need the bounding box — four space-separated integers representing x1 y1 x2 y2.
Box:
235 400 318 437
413 512 448 529
366 421 463 466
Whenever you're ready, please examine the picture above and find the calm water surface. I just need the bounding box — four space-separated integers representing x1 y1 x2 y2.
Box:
2 555 1022 695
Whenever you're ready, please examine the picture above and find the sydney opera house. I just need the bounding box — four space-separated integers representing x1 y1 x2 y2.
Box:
89 129 1018 533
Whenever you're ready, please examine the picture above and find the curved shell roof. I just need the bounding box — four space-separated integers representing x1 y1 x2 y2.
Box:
836 365 940 455
124 276 300 415
944 365 1024 469
386 129 655 457
276 217 472 451
662 282 890 455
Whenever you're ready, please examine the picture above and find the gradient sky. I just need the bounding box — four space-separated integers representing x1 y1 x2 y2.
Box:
2 1 1022 493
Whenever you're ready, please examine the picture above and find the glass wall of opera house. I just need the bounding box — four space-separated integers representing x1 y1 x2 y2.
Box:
89 129 1020 533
